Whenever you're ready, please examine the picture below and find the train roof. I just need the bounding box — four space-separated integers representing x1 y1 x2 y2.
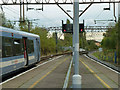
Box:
0 26 40 38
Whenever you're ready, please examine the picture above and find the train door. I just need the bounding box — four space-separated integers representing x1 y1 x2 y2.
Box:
36 39 40 62
23 37 28 66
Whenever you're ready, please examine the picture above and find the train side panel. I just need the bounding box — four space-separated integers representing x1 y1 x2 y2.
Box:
0 27 40 76
27 37 36 65
1 31 25 75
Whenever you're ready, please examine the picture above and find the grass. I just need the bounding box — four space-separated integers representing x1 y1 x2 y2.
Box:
92 51 117 65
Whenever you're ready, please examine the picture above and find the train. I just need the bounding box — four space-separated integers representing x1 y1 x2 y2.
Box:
0 26 40 77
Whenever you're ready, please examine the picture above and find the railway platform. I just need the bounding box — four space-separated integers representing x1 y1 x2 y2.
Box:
1 55 71 89
1 54 120 89
68 55 119 89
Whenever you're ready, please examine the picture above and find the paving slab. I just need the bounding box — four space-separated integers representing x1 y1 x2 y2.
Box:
68 55 119 89
2 55 72 89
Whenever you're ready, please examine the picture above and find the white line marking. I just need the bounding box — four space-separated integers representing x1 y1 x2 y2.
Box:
0 55 63 85
84 54 120 74
63 58 73 89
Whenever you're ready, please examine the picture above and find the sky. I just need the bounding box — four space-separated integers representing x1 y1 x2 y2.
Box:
0 0 119 28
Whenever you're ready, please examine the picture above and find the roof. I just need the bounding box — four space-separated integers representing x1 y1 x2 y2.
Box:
0 26 39 38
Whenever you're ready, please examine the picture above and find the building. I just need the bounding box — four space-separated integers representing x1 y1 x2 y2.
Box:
86 31 106 42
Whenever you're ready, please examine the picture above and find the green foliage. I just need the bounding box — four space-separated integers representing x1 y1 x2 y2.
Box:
0 13 14 29
31 27 56 55
0 12 6 26
19 18 33 32
66 19 70 24
2 20 14 29
79 32 98 51
63 33 72 46
118 18 120 64
100 21 120 65
19 20 31 32
79 33 87 48
101 22 118 50
86 40 98 51
92 51 115 63
19 21 28 32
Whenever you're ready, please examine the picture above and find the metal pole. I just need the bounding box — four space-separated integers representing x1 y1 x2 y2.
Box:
20 1 22 21
28 21 30 32
55 31 58 53
23 0 25 21
118 3 120 18
72 0 81 89
118 3 120 65
73 25 75 68
113 3 117 22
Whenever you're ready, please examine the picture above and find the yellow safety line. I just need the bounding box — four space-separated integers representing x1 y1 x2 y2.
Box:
80 60 112 90
28 57 68 90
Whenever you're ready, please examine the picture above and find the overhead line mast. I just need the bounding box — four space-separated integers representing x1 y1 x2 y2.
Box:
0 0 120 5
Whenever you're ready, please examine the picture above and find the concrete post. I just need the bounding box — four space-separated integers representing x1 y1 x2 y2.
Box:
72 0 82 89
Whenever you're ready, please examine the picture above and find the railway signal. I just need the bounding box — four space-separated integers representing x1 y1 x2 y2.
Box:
62 24 73 33
62 23 84 33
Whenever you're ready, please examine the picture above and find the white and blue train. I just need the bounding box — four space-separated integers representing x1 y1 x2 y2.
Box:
0 26 40 77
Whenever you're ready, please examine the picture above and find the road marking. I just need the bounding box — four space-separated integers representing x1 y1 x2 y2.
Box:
0 55 63 85
84 54 120 74
80 60 112 90
28 57 69 89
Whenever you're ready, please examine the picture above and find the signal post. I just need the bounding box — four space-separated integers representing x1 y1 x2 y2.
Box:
72 0 81 89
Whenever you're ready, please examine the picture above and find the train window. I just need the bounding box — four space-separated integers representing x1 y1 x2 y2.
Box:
2 37 13 57
13 39 22 56
28 40 34 54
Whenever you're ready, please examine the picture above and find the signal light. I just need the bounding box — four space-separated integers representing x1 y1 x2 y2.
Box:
79 24 84 33
11 33 13 36
62 24 73 33
62 23 84 33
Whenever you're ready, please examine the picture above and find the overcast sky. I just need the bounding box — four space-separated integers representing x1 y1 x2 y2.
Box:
0 1 119 27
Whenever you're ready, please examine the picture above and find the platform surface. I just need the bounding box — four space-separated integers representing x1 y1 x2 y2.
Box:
2 55 71 89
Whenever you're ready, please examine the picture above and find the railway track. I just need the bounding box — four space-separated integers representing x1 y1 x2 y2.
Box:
85 53 120 74
79 51 120 74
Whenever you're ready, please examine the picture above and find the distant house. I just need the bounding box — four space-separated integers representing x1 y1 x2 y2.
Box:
94 41 101 47
86 31 106 42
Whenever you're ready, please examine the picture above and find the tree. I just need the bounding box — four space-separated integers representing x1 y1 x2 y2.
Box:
0 12 6 26
86 40 98 51
0 12 14 29
66 19 70 24
118 17 120 64
3 20 14 29
101 21 119 64
31 27 56 55
101 22 118 50
19 21 28 32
